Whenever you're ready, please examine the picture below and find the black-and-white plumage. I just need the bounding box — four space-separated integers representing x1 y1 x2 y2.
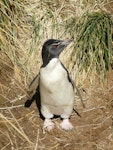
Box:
25 39 79 131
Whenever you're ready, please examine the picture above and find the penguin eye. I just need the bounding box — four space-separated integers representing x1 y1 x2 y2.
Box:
53 44 59 48
53 44 58 48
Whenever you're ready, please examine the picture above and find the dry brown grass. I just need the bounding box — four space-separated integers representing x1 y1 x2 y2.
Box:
0 0 113 149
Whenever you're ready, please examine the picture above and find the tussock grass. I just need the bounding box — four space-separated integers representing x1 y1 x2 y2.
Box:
71 12 113 76
0 0 28 98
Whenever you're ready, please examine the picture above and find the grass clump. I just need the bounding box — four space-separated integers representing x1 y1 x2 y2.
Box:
71 12 113 76
0 0 28 102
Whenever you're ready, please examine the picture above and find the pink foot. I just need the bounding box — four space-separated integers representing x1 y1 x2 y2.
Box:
60 119 73 131
43 119 55 131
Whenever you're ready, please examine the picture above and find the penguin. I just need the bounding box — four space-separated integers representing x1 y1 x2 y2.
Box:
25 39 78 131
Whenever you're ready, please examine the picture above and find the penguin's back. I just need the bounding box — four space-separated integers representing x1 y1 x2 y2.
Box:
39 58 74 116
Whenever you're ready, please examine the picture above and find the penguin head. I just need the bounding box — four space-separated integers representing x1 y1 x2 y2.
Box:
42 39 72 66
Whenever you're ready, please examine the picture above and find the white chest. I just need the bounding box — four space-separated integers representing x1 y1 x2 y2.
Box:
40 58 67 87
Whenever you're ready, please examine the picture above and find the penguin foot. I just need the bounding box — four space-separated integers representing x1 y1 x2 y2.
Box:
60 119 73 131
43 119 55 131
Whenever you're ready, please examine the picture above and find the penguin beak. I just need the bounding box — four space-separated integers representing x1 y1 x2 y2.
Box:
55 39 72 56
61 39 73 46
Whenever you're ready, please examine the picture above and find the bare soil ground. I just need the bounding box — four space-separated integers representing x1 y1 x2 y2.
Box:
0 70 113 150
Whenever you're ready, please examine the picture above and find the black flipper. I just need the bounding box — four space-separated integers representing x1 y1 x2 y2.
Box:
25 74 39 107
25 99 35 107
25 86 40 108
25 86 44 119
74 84 85 108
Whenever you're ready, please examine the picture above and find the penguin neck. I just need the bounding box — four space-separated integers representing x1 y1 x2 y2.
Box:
42 56 59 68
42 58 60 69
